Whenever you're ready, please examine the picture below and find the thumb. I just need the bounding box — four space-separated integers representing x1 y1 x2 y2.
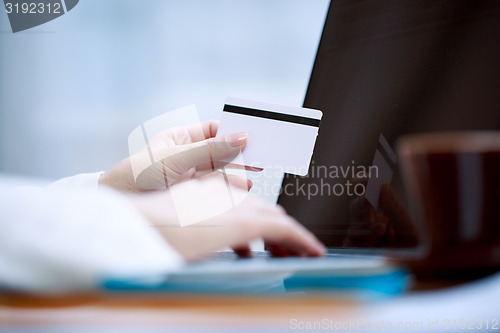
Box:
133 132 248 190
158 132 247 176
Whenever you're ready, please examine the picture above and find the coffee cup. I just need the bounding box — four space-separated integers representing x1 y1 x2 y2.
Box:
397 131 500 277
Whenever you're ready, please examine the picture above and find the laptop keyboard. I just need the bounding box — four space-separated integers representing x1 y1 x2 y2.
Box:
208 250 380 262
208 251 269 262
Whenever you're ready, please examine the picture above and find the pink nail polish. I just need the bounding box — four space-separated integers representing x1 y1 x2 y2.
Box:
225 132 248 147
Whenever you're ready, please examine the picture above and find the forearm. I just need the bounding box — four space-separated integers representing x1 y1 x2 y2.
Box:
0 184 184 292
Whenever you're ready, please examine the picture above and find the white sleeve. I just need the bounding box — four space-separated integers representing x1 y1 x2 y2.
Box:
46 172 104 190
0 182 184 293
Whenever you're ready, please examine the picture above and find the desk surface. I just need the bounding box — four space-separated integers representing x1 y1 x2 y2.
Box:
0 277 490 330
1 292 355 329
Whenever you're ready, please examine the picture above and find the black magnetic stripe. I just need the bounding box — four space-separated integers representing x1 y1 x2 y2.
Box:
223 104 320 127
377 141 397 169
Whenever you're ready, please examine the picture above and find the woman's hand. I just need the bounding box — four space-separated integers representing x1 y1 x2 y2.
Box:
99 120 325 260
99 120 254 192
128 176 326 261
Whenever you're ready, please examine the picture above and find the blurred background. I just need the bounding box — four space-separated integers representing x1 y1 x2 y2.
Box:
0 0 328 201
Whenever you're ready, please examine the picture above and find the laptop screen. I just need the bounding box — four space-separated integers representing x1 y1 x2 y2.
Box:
277 0 500 251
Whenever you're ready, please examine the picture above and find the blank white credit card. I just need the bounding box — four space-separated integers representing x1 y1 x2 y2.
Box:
216 97 322 176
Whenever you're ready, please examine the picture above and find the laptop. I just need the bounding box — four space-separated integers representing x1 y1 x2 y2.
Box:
278 0 500 259
105 0 500 294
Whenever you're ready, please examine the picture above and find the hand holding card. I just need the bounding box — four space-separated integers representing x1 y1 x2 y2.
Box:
216 97 322 176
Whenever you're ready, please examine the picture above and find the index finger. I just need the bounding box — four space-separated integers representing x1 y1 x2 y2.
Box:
200 120 219 140
264 215 326 257
177 120 220 144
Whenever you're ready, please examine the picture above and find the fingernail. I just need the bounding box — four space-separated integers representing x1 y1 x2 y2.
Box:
225 132 248 147
317 243 327 255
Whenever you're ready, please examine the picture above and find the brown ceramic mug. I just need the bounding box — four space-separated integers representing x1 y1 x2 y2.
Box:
397 132 500 277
